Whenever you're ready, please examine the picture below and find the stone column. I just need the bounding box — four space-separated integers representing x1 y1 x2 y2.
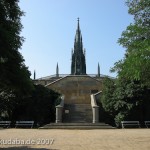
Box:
92 106 99 123
56 105 63 123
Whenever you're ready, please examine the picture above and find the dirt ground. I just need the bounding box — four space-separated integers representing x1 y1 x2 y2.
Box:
0 128 150 150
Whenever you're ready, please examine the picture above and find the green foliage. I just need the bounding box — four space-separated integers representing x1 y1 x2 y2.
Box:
102 0 150 126
101 78 116 115
0 0 34 117
12 85 60 126
55 96 62 106
0 0 33 95
114 112 126 127
111 0 150 87
101 77 147 126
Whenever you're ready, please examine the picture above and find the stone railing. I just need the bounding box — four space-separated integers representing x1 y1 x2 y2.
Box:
55 95 64 123
91 91 102 123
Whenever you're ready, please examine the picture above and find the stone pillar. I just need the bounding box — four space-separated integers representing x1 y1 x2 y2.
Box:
56 105 63 123
92 106 99 123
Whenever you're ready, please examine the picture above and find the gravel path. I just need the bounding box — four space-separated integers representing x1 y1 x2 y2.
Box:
0 129 150 150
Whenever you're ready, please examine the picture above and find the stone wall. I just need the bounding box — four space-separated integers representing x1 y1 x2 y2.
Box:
46 75 102 104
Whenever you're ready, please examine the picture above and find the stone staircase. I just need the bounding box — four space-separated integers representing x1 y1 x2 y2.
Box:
63 104 92 123
40 103 115 129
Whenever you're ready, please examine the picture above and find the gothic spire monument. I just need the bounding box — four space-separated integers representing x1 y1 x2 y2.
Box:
71 18 86 75
33 19 115 125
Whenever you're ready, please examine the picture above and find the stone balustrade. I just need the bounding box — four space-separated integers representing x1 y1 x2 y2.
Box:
55 95 64 123
91 92 102 123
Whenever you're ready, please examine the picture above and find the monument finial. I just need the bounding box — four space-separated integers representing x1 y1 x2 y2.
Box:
77 17 80 30
34 70 36 80
56 62 59 77
98 63 100 77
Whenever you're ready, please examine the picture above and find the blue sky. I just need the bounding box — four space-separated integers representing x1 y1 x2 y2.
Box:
19 0 133 79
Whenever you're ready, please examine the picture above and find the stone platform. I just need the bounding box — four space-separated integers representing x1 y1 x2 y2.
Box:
40 123 115 129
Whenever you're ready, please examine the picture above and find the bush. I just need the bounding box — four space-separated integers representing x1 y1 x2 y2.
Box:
11 85 60 126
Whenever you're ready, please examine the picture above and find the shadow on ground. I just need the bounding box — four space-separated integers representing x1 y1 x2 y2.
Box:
0 147 59 150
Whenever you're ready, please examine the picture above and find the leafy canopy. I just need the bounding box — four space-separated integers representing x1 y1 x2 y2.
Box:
0 0 33 116
111 0 150 87
0 0 33 94
101 0 150 125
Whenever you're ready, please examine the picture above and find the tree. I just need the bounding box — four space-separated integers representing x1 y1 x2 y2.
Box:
101 78 116 116
0 0 33 118
11 85 60 126
101 0 150 126
113 79 145 125
111 0 150 87
101 77 148 127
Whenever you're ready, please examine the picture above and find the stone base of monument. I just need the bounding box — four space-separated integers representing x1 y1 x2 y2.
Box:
39 123 115 129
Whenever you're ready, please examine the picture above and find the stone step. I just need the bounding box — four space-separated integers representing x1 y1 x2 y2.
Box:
64 104 92 108
40 123 115 129
48 123 107 126
63 103 93 123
